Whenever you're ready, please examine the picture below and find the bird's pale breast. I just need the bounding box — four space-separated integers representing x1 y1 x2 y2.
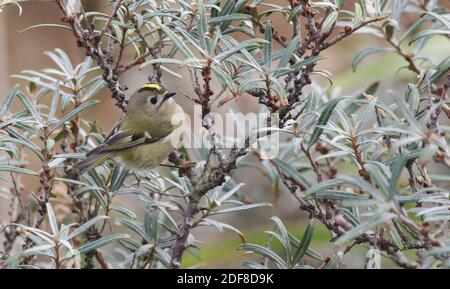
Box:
116 128 182 170
117 141 172 170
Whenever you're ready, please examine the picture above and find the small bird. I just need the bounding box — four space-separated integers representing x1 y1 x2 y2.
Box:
74 83 184 174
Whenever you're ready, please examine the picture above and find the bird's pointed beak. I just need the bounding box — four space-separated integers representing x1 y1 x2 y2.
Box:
159 92 176 108
164 92 176 100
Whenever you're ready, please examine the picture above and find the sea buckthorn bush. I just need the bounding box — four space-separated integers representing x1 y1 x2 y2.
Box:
0 0 449 269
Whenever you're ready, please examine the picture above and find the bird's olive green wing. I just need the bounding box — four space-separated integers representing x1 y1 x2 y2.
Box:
86 129 171 156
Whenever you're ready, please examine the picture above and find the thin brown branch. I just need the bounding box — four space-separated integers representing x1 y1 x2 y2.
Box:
323 16 388 49
386 37 421 75
169 201 198 268
300 143 323 183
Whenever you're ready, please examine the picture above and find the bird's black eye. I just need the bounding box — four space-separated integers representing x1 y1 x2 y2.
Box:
150 97 158 105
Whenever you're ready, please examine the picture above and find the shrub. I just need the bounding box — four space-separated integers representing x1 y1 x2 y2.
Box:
0 0 449 269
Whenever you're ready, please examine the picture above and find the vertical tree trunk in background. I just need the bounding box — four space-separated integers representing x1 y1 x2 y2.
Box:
0 13 9 96
0 13 10 228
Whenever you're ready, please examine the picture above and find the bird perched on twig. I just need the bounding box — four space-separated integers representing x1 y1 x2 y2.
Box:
74 83 184 174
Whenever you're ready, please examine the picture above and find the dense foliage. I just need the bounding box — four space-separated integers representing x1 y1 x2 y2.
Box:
0 0 449 269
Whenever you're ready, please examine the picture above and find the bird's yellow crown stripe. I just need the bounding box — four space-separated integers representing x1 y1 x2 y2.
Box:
140 83 162 91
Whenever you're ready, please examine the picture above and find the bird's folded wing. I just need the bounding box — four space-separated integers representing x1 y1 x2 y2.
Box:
86 129 171 156
104 119 122 141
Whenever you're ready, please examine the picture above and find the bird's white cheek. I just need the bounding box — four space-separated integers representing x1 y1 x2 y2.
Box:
162 99 174 109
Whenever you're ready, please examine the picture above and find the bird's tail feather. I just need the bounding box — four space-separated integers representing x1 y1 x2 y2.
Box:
73 154 109 175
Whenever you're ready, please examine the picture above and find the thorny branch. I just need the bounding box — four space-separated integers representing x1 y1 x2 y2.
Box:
274 162 424 269
21 127 55 265
57 0 163 111
169 76 246 267
58 0 128 111
169 0 389 268
259 0 447 269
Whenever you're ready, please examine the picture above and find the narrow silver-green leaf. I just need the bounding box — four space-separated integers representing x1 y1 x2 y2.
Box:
116 218 150 243
67 216 109 240
335 210 396 245
321 11 338 33
293 220 314 264
424 11 450 30
210 203 272 215
48 82 60 122
214 39 267 61
287 5 303 23
388 150 422 196
50 100 99 133
110 206 137 220
271 216 291 264
19 24 72 33
0 85 20 118
308 96 346 149
274 36 300 77
0 166 38 176
410 29 450 44
197 0 210 52
240 243 287 269
264 21 272 70
17 90 43 127
352 47 394 72
45 203 59 235
207 14 252 25
272 158 311 188
159 24 195 59
77 233 130 254
291 55 326 70
424 56 450 91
